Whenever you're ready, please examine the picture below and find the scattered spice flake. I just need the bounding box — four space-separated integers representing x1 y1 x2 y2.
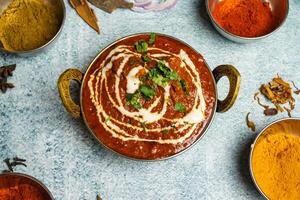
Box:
256 96 278 116
0 82 14 93
275 103 284 112
97 194 103 200
260 75 292 104
0 64 16 77
246 112 256 132
258 74 297 115
284 106 292 118
70 0 100 33
254 92 260 100
256 96 269 110
263 108 278 116
0 64 16 94
289 98 295 110
88 0 133 13
292 81 300 95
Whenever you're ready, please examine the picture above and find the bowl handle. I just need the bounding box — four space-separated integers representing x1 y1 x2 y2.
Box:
57 68 83 118
212 65 241 113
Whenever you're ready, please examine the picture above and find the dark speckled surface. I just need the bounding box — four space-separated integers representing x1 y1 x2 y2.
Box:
0 0 299 199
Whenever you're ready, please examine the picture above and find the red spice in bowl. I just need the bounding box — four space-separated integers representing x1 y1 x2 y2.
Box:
212 0 278 37
0 173 53 200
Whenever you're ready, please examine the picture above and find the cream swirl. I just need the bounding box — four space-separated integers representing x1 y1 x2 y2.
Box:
88 45 206 144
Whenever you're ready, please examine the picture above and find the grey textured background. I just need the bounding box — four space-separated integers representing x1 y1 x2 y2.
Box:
0 0 299 199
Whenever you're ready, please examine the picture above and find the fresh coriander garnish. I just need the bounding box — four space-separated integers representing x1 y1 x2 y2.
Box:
140 121 147 132
162 129 169 134
105 116 111 123
135 40 148 53
126 92 142 109
157 61 171 75
152 75 169 87
170 124 176 129
139 85 156 99
142 55 151 62
174 103 186 113
157 61 180 80
167 71 179 80
149 33 156 45
146 60 181 87
148 68 159 79
180 79 189 94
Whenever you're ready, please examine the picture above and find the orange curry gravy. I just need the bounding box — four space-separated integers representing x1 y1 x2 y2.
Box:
82 34 216 160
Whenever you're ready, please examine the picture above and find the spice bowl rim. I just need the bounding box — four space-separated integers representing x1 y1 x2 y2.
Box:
249 117 300 199
0 172 54 199
205 0 290 43
0 0 66 56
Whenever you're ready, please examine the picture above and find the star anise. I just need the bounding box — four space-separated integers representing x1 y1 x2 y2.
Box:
0 64 16 93
0 64 16 78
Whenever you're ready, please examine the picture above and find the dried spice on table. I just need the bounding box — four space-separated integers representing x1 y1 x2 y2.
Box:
292 81 300 95
259 74 295 117
0 64 16 93
70 0 100 33
246 112 256 132
246 74 299 132
3 157 27 172
88 0 133 13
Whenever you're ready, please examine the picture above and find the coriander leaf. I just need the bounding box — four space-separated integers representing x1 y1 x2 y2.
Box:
174 103 186 113
105 116 111 123
149 33 156 45
167 71 179 80
142 55 151 62
162 129 169 134
180 79 188 94
135 40 148 53
152 75 169 87
148 68 159 79
157 61 179 80
126 93 134 101
157 61 171 75
139 85 156 99
126 92 142 109
140 121 147 132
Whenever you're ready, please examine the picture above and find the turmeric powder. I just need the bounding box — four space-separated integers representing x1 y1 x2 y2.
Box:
252 132 300 200
0 0 61 51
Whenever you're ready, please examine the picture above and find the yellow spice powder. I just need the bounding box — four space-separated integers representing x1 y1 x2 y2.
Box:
252 132 300 200
0 0 61 51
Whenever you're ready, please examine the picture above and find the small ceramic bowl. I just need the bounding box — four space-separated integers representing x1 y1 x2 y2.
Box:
205 0 289 43
249 118 300 199
0 0 65 56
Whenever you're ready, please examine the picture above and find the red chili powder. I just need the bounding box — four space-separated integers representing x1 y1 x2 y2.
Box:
0 174 52 200
212 0 278 37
